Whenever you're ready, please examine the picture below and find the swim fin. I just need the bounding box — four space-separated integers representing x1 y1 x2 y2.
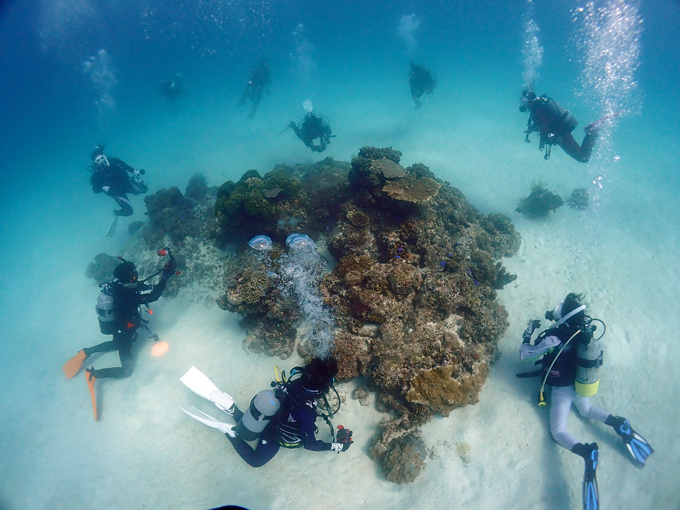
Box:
105 214 118 237
86 368 98 421
613 417 654 468
180 406 236 437
180 366 235 414
582 443 599 510
62 350 87 379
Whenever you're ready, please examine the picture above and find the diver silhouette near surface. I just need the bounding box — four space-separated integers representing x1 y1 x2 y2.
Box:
159 73 184 109
239 60 270 118
408 62 436 108
519 90 602 162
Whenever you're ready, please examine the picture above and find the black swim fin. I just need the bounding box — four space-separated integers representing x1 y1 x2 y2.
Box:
582 443 599 510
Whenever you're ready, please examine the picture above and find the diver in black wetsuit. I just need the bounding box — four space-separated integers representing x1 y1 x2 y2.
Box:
159 73 184 109
89 145 148 217
239 60 270 118
288 112 332 153
226 358 352 467
409 62 436 108
519 90 600 162
78 258 176 380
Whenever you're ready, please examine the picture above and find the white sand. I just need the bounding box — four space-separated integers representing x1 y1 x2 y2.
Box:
1 78 678 510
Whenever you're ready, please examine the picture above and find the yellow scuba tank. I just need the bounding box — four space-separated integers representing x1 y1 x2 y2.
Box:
575 324 604 397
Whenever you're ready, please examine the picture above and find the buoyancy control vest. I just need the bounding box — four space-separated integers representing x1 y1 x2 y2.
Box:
537 324 603 394
537 95 579 135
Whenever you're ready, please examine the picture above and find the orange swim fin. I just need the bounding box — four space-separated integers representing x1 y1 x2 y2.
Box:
62 350 87 379
86 369 98 421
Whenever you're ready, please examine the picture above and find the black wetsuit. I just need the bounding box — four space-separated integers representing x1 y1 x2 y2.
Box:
91 158 148 216
409 63 436 108
239 62 270 118
226 383 333 467
524 95 598 163
289 113 332 153
85 276 169 379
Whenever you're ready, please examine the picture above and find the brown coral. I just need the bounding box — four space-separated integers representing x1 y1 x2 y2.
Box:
382 177 441 203
406 362 489 416
370 158 407 179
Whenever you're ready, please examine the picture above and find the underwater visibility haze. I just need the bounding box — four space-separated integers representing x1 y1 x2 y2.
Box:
1 0 680 508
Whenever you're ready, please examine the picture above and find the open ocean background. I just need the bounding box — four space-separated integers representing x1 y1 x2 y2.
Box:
1 0 679 508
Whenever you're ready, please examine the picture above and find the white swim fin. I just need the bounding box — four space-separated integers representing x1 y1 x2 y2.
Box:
105 214 118 237
303 98 313 113
181 406 236 437
180 366 235 413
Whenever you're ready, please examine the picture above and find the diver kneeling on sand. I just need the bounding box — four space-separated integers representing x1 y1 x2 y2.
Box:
62 249 178 420
180 357 353 467
517 293 654 510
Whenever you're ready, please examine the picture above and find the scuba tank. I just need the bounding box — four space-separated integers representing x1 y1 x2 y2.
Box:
575 322 604 397
234 390 281 441
96 283 117 335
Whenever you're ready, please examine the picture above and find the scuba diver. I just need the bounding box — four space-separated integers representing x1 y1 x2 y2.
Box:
159 73 184 109
62 249 178 420
180 357 353 468
408 62 436 108
287 99 333 153
89 145 148 236
519 89 604 162
239 60 270 118
518 293 654 510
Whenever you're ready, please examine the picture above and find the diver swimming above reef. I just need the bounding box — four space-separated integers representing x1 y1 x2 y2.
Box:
239 60 270 118
180 358 353 467
89 145 148 236
63 249 178 420
518 293 654 510
519 89 614 162
287 99 333 152
408 62 436 108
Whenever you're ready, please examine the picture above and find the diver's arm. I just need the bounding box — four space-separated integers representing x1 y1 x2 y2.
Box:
519 334 561 360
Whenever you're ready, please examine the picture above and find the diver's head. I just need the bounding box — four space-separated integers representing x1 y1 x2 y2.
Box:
91 146 109 168
547 293 586 327
519 89 537 112
300 357 338 395
114 261 139 289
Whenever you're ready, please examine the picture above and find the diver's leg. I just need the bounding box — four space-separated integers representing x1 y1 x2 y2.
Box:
574 395 609 423
559 133 596 163
88 331 134 379
226 422 281 468
550 385 579 450
112 195 133 217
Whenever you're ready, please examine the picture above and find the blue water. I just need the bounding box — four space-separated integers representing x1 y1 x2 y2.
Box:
1 0 680 508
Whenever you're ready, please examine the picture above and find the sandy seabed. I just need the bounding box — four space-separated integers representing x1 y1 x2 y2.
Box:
1 88 678 510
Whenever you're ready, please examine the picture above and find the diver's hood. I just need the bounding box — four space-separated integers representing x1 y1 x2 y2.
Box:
550 301 587 329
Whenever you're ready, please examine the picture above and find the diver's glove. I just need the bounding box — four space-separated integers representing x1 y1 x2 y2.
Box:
330 442 351 453
522 320 541 344
330 427 353 453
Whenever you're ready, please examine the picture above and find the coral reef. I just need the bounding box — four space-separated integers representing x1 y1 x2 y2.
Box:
567 187 590 210
107 147 520 485
369 416 428 484
516 182 563 218
140 174 220 247
85 252 120 284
